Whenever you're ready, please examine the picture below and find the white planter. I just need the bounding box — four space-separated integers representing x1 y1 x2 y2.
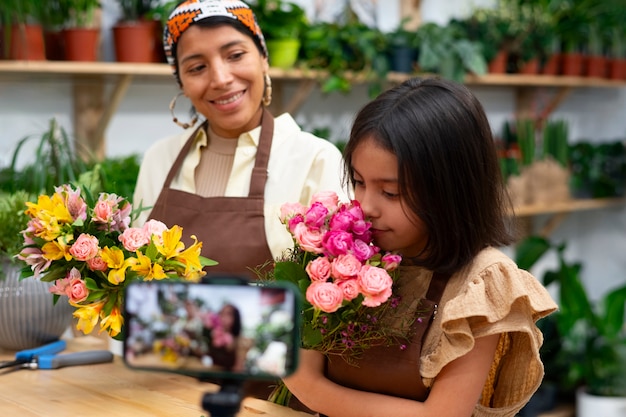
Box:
577 387 626 417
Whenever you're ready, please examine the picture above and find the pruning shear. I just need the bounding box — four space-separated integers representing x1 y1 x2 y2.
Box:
0 340 114 372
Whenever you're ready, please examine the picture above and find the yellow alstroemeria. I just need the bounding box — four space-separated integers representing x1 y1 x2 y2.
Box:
72 301 104 335
26 194 73 240
154 225 185 259
129 251 168 280
100 246 131 284
174 235 202 270
41 235 73 261
100 306 124 337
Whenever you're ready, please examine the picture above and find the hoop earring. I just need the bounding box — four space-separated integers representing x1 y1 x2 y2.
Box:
262 73 272 107
169 92 198 129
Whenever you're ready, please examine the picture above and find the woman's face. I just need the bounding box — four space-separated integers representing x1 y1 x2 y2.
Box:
219 305 236 330
176 24 269 138
351 136 428 258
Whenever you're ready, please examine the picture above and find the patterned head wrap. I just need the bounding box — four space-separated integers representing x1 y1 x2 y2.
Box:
164 0 268 83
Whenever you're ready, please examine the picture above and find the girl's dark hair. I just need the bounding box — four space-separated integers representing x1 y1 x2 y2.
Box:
223 304 242 337
343 77 515 274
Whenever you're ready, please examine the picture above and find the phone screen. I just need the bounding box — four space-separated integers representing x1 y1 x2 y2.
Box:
123 279 300 380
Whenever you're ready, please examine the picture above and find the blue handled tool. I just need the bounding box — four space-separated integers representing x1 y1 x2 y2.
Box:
0 339 67 370
24 350 114 370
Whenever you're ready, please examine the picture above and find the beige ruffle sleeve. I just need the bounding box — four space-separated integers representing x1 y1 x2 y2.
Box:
420 247 558 417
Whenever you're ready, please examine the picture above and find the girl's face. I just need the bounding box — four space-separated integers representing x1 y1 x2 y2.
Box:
219 305 235 330
351 136 428 258
176 24 269 138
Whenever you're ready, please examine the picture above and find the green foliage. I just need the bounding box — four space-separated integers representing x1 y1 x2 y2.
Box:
249 0 308 40
542 119 569 167
63 0 101 28
116 0 160 22
416 22 486 83
0 191 33 262
515 119 536 166
515 236 626 397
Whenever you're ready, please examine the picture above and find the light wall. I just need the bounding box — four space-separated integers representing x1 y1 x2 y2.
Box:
1 0 625 299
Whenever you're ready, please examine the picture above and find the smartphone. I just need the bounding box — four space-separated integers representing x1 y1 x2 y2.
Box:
123 278 300 380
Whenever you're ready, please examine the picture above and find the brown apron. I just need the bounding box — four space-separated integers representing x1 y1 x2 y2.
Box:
323 271 450 407
148 109 275 279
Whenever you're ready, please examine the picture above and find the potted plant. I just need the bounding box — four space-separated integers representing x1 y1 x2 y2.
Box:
61 0 101 61
39 0 70 60
112 0 161 62
1 0 46 60
415 21 487 83
249 0 308 69
384 19 418 74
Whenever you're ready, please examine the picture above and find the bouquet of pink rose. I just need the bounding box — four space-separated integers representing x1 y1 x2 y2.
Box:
18 184 217 339
265 191 410 404
272 190 408 356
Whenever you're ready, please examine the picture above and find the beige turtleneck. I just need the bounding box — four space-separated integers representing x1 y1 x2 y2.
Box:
193 126 238 197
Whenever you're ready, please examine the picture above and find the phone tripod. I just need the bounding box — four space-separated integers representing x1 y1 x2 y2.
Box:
201 379 243 417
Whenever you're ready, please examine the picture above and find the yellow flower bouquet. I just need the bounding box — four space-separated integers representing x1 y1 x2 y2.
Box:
17 184 216 339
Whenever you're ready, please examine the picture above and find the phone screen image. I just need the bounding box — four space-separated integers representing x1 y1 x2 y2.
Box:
123 280 299 380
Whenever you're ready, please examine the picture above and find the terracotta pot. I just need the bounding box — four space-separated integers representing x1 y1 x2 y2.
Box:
488 50 508 74
561 52 584 76
541 54 560 75
607 58 626 80
44 29 64 61
519 58 539 75
9 23 46 60
113 20 159 63
585 55 607 78
62 27 100 61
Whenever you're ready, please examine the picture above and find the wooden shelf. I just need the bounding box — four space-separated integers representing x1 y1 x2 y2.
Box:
513 197 626 217
1 61 625 87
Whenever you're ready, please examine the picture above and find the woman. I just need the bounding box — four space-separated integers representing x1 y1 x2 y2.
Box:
133 0 346 278
283 77 558 416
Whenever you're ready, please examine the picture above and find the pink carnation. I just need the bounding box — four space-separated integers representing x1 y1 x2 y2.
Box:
69 233 99 261
306 281 344 313
86 256 108 271
66 268 89 303
381 253 402 271
304 202 329 230
322 229 353 257
352 239 377 262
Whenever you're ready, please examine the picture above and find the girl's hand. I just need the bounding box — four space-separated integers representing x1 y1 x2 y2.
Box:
282 349 325 408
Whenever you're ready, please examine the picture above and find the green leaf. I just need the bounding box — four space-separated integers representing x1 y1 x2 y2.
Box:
515 235 551 270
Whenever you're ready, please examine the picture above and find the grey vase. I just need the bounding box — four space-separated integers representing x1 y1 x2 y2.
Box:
0 260 74 351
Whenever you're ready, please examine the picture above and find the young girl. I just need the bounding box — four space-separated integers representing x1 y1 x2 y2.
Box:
283 77 558 417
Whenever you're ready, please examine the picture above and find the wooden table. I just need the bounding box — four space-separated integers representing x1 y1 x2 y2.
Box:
0 336 311 417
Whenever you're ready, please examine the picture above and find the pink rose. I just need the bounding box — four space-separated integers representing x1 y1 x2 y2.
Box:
293 222 325 253
69 233 100 261
304 202 329 230
328 209 355 232
330 253 362 280
381 253 402 271
287 213 304 235
322 230 353 257
279 202 306 222
66 268 89 303
351 219 372 241
305 257 331 281
86 256 108 271
143 219 168 237
92 199 113 224
119 227 149 252
310 191 339 212
337 278 360 301
306 281 344 313
358 265 393 307
351 239 377 262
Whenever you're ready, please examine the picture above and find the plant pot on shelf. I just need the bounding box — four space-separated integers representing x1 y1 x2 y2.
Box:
585 55 607 78
0 259 74 351
541 54 560 75
266 38 300 69
9 23 46 61
62 27 100 61
488 49 508 74
577 388 626 417
518 58 540 75
607 58 626 80
388 46 417 73
561 52 584 76
112 20 159 63
43 29 64 61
